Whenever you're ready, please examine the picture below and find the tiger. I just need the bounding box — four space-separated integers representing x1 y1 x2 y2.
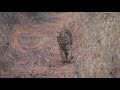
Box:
57 28 73 63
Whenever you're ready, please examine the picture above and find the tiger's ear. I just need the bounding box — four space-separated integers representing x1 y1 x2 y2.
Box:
57 31 60 37
57 31 60 36
57 31 60 33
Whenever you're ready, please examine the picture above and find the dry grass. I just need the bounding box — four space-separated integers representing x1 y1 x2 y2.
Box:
0 12 120 78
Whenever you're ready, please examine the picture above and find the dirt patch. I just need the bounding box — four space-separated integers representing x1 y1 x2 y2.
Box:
1 12 120 78
0 12 78 78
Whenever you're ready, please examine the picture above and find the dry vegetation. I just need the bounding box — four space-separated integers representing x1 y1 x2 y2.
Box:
0 12 120 78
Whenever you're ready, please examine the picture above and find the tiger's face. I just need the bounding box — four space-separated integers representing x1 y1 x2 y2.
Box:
57 30 67 45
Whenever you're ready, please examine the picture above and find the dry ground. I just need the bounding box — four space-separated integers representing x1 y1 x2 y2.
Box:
0 12 120 78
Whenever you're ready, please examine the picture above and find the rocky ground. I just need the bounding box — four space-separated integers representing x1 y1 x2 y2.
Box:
0 12 120 78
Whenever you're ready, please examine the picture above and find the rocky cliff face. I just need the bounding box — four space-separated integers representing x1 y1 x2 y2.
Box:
0 12 120 78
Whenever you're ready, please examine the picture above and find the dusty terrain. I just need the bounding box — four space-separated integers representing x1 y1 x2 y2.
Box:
0 12 120 78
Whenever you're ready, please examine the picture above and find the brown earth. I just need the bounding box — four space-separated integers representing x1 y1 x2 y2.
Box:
0 12 120 78
0 12 78 78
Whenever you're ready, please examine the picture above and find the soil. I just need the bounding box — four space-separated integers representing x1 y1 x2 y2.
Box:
1 12 120 78
0 12 78 78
